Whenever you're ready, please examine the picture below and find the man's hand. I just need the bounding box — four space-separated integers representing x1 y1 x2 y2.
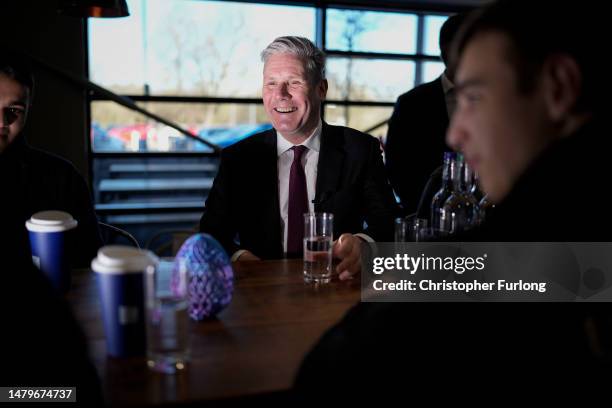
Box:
332 233 362 280
236 250 261 261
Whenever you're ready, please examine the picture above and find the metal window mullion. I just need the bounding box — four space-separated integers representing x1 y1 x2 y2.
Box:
325 100 394 107
415 12 425 86
83 20 94 190
90 95 264 104
324 49 440 62
315 1 326 49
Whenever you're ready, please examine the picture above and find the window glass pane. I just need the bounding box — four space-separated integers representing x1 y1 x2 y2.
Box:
326 8 417 54
89 0 315 96
422 61 445 83
325 105 393 139
88 0 146 94
91 101 271 153
326 58 415 102
424 15 449 56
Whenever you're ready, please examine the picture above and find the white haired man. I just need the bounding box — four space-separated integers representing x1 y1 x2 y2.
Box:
200 36 398 279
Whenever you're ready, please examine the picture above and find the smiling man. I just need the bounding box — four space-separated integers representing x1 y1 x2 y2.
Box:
200 36 397 279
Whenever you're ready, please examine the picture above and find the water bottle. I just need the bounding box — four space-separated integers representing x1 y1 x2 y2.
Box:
470 171 484 203
430 152 456 230
478 194 496 225
440 154 479 234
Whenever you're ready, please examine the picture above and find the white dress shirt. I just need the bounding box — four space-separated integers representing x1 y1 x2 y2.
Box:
231 119 372 261
231 121 321 261
277 121 322 254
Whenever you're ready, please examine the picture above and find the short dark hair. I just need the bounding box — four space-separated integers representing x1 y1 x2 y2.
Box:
453 0 605 114
439 12 470 66
0 52 35 106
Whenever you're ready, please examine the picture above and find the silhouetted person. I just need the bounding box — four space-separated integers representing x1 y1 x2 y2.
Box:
0 53 102 268
0 242 103 406
385 13 469 215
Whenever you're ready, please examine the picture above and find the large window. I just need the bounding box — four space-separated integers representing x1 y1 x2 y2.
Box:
87 0 450 244
89 0 315 153
326 9 418 54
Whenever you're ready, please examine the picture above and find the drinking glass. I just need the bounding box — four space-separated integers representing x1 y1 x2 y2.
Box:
395 215 429 242
303 213 334 283
145 258 190 374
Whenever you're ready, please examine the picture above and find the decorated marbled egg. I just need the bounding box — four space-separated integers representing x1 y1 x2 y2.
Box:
174 234 234 320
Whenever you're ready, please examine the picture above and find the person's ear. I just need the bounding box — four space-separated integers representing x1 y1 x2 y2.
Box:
318 79 328 99
542 54 582 122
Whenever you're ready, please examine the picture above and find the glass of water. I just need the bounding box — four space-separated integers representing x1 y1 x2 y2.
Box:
303 213 334 283
145 258 190 374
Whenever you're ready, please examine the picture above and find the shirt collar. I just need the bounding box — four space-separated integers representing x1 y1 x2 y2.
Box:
441 72 454 94
276 119 322 157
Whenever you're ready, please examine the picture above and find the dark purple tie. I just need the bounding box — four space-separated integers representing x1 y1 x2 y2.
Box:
287 145 309 255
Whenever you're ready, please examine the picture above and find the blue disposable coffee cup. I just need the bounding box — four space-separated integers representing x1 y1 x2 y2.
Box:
26 210 78 293
91 245 158 358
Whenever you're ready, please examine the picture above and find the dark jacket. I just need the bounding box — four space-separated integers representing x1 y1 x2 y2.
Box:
200 122 398 259
0 137 102 267
474 118 609 241
296 118 611 400
385 77 450 215
0 250 104 407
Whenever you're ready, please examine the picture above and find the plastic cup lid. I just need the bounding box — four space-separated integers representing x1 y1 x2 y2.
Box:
25 210 78 233
91 245 158 274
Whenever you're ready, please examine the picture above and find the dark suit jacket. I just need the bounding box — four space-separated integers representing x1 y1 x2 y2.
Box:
385 76 450 215
200 122 398 259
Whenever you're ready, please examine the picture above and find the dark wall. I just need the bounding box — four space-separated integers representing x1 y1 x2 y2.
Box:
1 1 90 183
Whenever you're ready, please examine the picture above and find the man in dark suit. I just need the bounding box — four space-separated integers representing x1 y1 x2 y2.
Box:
200 36 397 279
295 0 610 400
385 13 468 215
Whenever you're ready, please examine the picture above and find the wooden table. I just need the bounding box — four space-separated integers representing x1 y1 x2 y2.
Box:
68 260 360 406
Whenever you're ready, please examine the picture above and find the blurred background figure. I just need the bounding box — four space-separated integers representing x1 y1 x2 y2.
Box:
385 12 469 216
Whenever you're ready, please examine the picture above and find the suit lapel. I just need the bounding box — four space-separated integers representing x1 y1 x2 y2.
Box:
314 122 345 211
260 129 283 255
